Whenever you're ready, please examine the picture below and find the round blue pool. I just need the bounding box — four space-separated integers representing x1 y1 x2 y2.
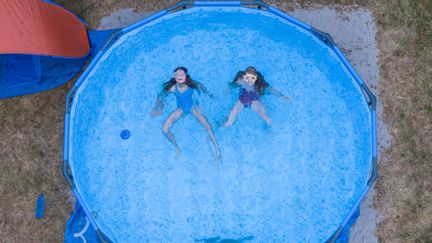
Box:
68 6 372 242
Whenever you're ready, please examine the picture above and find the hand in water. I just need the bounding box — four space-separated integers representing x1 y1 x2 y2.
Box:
150 108 162 117
282 96 292 101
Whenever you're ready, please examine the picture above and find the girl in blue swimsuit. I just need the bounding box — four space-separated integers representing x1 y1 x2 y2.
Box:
224 66 291 127
151 67 221 159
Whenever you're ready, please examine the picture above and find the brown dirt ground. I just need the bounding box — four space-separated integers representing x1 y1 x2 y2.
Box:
0 0 431 242
369 0 432 242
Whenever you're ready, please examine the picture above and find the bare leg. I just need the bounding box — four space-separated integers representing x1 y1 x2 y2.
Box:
162 109 184 154
251 100 272 125
191 107 221 159
224 101 244 127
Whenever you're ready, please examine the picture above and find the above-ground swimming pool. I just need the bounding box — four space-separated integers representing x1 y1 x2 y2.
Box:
64 2 375 242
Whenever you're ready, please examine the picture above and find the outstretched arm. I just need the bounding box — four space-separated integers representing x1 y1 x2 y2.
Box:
266 86 292 101
230 71 244 87
196 82 214 98
151 89 169 116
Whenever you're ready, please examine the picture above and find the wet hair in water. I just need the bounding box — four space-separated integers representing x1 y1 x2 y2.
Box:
163 66 198 91
231 66 269 95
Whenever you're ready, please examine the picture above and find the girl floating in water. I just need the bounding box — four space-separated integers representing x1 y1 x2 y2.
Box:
151 67 221 159
224 66 291 127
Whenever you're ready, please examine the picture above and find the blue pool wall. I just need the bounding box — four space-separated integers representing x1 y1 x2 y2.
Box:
62 1 378 242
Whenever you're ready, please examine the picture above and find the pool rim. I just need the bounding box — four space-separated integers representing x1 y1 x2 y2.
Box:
62 1 378 242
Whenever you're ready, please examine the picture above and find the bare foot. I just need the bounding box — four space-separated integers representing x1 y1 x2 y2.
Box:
215 150 222 161
223 121 232 127
264 118 272 126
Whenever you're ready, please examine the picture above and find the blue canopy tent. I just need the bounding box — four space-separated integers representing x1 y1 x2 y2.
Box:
0 0 117 99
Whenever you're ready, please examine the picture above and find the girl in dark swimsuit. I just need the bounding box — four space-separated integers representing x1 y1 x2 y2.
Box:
224 66 291 127
151 67 221 159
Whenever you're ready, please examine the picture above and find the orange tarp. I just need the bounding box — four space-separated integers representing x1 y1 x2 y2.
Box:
0 0 89 58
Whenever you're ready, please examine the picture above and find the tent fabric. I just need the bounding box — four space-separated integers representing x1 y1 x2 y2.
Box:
88 29 120 59
0 0 89 58
0 54 88 98
0 1 119 99
0 30 117 99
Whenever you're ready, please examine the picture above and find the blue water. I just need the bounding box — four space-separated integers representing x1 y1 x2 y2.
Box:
69 7 371 242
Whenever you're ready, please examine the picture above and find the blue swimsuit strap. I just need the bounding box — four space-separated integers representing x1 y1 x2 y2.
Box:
175 84 190 95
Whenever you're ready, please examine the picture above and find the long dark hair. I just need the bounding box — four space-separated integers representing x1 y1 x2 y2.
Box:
231 66 269 95
163 67 198 91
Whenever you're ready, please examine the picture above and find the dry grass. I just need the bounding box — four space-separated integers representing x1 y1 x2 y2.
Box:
0 0 431 242
55 0 178 29
0 83 73 242
370 0 432 242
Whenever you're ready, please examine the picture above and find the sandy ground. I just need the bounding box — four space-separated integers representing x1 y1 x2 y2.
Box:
1 0 430 242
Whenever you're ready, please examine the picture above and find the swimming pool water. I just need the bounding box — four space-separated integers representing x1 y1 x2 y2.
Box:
69 7 371 242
